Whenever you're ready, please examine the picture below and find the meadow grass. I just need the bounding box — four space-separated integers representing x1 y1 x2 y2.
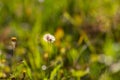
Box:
0 0 120 80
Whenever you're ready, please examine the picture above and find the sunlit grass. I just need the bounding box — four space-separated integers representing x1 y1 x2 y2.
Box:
0 0 120 80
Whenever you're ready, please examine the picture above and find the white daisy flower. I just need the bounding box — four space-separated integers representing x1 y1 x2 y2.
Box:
41 65 47 70
43 33 55 43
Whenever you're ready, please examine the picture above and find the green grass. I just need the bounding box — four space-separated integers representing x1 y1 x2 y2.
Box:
0 0 120 80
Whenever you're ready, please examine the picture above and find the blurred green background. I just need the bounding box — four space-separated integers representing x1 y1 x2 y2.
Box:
0 0 120 80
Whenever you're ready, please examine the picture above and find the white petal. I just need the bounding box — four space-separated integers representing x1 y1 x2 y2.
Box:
43 33 55 43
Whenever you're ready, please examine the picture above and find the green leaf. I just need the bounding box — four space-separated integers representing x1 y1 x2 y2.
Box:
50 64 62 80
71 69 89 78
